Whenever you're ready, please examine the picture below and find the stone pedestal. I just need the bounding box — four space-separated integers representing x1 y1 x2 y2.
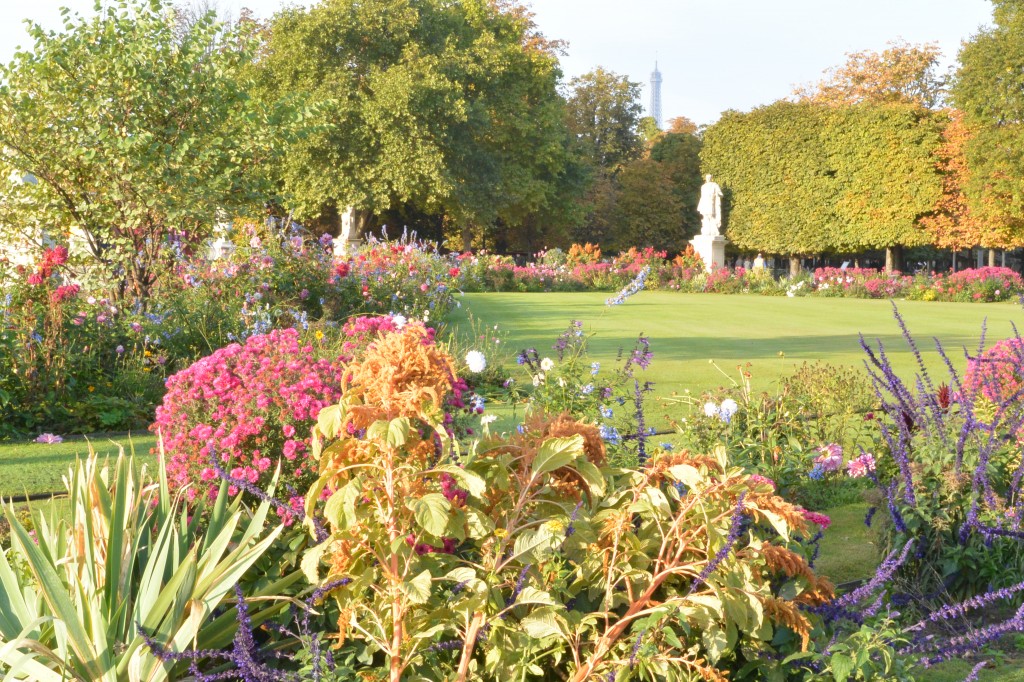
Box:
689 234 728 271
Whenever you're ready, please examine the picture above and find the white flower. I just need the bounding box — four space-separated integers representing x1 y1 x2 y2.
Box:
481 414 497 426
465 350 487 373
533 373 545 386
540 357 555 371
558 377 566 387
392 314 408 329
703 401 719 417
719 398 738 419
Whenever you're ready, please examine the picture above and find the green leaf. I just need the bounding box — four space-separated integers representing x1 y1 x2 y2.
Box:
404 570 432 605
410 494 451 537
433 465 486 498
387 418 410 448
532 435 583 476
831 652 854 682
520 609 564 640
666 464 702 489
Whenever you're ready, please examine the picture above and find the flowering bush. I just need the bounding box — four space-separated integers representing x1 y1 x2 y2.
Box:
0 246 162 436
153 327 347 507
296 323 922 681
910 266 1024 302
963 336 1024 407
811 267 913 299
862 309 1024 597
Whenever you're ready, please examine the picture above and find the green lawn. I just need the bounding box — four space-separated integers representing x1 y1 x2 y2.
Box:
451 292 1023 397
0 433 157 499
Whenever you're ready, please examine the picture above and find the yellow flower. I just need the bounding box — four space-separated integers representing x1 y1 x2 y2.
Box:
493 528 508 539
88 386 95 392
315 330 324 341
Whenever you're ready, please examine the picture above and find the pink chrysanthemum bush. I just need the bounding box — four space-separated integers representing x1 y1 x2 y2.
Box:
152 327 347 504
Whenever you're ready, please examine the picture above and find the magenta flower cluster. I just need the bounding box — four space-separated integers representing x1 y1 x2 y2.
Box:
152 327 346 506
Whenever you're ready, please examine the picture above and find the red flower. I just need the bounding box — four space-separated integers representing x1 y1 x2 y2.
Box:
335 262 350 278
26 272 44 286
448 267 460 278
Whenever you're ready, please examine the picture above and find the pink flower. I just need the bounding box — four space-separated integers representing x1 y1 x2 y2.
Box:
35 433 63 444
814 444 843 472
801 509 832 530
847 453 876 479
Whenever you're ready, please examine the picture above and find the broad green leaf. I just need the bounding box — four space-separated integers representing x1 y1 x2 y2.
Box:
666 464 702 489
404 570 432 605
410 494 451 537
520 609 565 639
433 465 487 498
831 652 854 682
532 435 583 477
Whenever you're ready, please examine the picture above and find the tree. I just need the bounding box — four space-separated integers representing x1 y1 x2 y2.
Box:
952 0 1024 256
0 0 291 304
666 116 699 135
257 0 578 248
919 109 1017 262
564 68 644 173
648 130 703 238
564 67 643 246
795 40 946 109
612 158 683 250
701 101 943 270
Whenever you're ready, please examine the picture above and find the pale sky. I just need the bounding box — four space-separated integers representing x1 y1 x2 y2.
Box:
0 0 997 125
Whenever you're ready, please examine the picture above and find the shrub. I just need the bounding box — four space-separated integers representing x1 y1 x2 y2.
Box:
153 327 346 506
963 336 1024 406
300 324 861 681
861 308 1024 596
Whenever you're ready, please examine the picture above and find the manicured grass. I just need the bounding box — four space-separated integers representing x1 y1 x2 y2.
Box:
813 503 877 586
451 292 1023 397
0 433 157 498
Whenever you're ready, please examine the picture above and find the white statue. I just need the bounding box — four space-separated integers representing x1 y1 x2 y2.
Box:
333 205 357 256
697 174 723 236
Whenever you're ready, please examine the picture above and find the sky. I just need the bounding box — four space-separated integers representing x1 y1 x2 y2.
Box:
0 0 997 125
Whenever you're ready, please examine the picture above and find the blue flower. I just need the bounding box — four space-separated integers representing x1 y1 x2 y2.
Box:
590 362 601 375
599 405 613 419
581 384 594 395
599 425 622 445
808 464 825 480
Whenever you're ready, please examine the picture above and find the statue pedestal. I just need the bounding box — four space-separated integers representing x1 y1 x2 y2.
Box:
690 235 728 271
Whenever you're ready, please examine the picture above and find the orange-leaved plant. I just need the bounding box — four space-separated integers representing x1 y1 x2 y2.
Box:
302 323 849 681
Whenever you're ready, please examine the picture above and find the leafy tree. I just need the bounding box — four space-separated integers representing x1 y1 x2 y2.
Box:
564 67 644 173
795 40 947 109
612 159 683 250
565 67 643 246
702 101 942 269
952 0 1024 255
666 116 699 135
649 130 703 238
257 0 578 248
0 0 291 304
919 109 1019 259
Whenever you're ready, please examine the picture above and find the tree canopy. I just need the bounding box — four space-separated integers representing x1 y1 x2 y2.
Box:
952 0 1024 245
702 101 942 256
794 40 947 109
257 0 579 243
0 0 292 303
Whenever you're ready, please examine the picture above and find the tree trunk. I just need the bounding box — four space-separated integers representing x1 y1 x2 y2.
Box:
462 224 474 252
989 248 997 267
885 248 894 274
952 250 957 273
789 255 801 278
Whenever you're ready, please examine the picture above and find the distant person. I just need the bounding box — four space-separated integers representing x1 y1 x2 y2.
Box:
753 253 765 270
